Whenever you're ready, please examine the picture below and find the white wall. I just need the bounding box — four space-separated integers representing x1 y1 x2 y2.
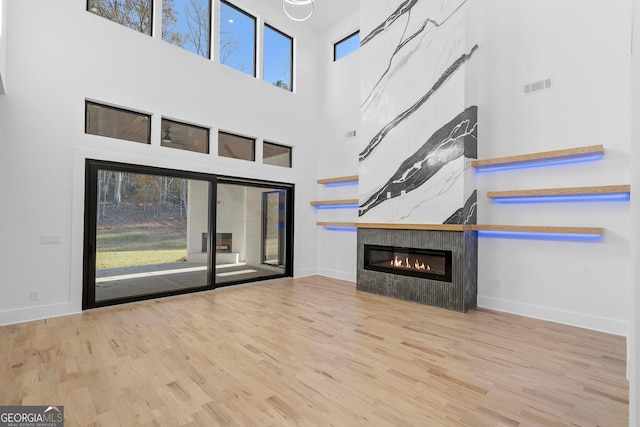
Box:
0 0 324 325
470 0 632 335
630 0 640 422
0 0 6 93
314 11 360 281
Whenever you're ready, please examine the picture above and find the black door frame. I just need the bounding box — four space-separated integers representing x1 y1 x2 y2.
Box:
261 189 286 267
83 159 294 309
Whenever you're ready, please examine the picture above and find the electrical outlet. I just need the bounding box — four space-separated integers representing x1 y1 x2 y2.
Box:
30 290 40 300
41 234 62 245
494 277 503 288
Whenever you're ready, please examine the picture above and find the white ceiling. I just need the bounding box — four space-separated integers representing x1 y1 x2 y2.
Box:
268 0 360 32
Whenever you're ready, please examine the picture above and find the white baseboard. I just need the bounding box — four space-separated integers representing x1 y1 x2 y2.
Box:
316 268 356 282
0 302 80 326
478 295 629 336
294 267 319 278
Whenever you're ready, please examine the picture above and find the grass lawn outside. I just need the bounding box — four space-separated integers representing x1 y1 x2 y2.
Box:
96 249 187 270
96 224 188 270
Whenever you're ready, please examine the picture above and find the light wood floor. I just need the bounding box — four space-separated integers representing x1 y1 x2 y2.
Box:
0 276 628 426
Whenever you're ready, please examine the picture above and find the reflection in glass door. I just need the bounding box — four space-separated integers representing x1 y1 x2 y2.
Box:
262 190 285 266
215 182 291 286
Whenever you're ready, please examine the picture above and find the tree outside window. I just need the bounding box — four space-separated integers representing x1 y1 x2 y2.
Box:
264 24 293 91
219 1 256 76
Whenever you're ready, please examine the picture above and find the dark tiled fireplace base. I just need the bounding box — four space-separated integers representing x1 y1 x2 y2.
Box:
357 228 477 312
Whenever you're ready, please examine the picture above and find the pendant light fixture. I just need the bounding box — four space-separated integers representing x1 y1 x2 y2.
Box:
282 0 314 22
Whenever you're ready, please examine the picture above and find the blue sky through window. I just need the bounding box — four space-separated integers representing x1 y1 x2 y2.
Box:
335 31 359 61
264 25 292 91
220 1 256 76
163 0 211 58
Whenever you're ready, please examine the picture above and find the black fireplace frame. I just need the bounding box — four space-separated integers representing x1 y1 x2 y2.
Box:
363 244 453 283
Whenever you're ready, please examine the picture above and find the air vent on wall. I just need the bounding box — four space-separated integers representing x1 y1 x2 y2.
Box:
523 77 552 96
345 130 357 138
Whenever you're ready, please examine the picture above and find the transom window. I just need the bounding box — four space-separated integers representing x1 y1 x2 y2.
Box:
85 101 151 144
334 31 360 61
161 118 209 154
263 141 292 167
218 131 255 161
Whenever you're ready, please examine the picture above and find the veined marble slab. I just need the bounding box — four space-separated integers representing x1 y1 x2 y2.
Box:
359 106 477 222
359 0 476 224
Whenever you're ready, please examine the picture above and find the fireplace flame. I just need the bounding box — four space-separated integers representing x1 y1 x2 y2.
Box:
390 256 430 270
414 260 428 270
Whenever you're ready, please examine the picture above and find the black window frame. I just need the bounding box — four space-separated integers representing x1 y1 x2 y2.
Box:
85 100 152 145
219 0 257 78
333 30 360 61
263 23 294 92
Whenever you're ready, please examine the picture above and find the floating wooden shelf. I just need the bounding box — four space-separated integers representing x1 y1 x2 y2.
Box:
317 222 465 231
317 175 359 185
356 223 465 231
310 199 359 206
469 224 604 235
471 144 604 169
317 222 604 236
487 184 630 199
317 222 358 228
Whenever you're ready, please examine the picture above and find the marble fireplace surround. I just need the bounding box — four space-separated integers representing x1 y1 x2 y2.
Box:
357 226 477 313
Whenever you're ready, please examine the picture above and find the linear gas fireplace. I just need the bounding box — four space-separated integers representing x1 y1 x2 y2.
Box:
201 233 233 253
357 228 477 312
364 245 452 282
216 233 232 253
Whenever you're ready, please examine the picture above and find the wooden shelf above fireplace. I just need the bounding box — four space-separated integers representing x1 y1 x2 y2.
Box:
356 223 465 231
316 222 465 231
317 222 604 236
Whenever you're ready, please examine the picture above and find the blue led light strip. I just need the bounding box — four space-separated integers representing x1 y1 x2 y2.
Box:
324 180 359 187
492 192 630 204
324 226 358 232
475 153 604 173
477 230 603 241
315 204 360 210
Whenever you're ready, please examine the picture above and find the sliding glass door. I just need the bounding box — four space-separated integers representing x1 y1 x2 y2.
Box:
83 160 293 309
214 182 291 286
